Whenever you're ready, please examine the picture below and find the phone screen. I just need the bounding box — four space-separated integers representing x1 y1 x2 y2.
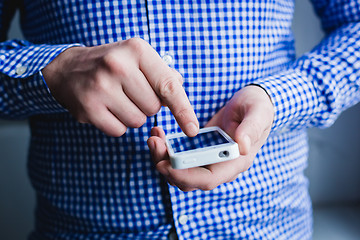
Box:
168 130 229 153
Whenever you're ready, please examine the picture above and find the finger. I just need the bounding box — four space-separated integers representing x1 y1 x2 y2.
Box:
148 127 167 165
156 160 198 192
105 87 148 129
167 166 222 191
149 127 232 191
87 106 127 137
123 71 161 116
104 53 162 116
150 126 166 140
206 158 249 182
234 109 269 155
139 48 199 137
148 128 198 191
148 129 216 190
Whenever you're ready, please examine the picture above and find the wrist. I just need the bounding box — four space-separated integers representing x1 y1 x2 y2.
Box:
42 46 85 91
246 83 273 106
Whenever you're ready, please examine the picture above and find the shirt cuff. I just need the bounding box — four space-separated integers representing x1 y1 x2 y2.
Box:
0 40 84 79
253 69 319 133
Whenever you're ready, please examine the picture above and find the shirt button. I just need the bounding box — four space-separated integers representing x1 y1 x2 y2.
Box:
178 215 188 225
162 54 173 65
16 65 27 75
0 55 5 64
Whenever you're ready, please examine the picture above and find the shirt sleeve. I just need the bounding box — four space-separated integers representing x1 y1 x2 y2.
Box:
0 1 83 120
253 0 360 133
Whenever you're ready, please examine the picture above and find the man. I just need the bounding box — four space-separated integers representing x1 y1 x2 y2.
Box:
0 0 359 239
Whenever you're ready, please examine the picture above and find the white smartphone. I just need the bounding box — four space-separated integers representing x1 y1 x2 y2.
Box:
165 126 240 169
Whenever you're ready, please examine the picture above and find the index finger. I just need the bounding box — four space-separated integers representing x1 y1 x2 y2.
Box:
138 45 199 136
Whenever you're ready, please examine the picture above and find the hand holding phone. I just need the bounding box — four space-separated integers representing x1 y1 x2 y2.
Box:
148 86 273 191
165 127 240 169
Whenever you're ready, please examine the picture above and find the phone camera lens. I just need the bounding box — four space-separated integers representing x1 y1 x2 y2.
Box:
219 151 230 158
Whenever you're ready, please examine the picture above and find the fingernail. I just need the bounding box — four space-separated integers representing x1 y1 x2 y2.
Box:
185 122 199 136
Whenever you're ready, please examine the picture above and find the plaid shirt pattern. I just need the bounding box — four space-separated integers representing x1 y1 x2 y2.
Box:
1 0 360 239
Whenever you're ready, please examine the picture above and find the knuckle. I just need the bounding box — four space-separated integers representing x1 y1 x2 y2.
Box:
114 126 127 137
123 37 147 55
93 75 110 92
102 51 117 68
158 77 180 100
102 53 129 77
128 114 147 128
173 107 192 122
145 100 161 116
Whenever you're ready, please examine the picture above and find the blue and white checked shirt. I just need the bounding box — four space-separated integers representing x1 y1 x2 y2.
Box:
1 0 360 239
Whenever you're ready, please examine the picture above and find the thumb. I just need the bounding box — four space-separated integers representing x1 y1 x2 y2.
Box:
234 117 264 156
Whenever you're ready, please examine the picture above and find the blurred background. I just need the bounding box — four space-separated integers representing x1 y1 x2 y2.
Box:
1 1 359 239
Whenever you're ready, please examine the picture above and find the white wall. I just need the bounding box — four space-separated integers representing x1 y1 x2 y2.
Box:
1 1 360 239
